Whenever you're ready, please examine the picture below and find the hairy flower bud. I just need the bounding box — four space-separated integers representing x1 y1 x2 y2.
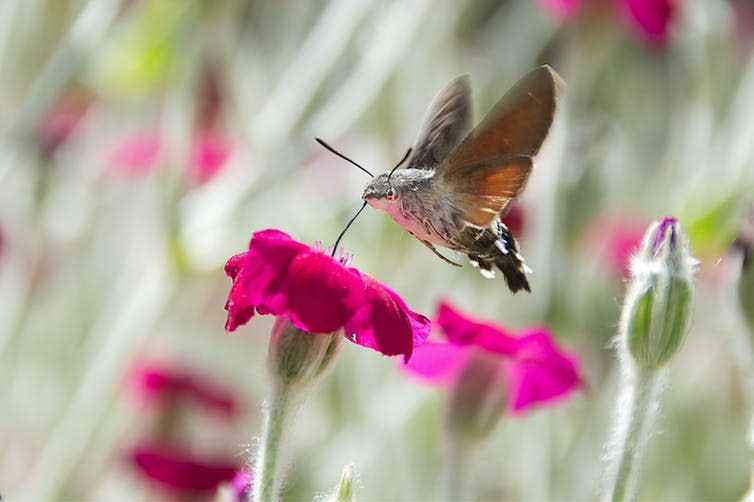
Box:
621 217 697 369
268 318 340 390
322 464 355 502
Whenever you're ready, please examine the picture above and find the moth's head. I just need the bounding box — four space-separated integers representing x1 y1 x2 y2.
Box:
362 173 401 209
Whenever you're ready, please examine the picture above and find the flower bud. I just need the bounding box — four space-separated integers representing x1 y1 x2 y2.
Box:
621 217 697 369
268 317 341 390
445 351 507 442
323 464 355 502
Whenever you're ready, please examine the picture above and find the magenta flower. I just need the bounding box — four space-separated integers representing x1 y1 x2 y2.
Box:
404 301 582 412
501 203 526 237
618 0 676 46
108 130 232 183
188 132 231 184
533 0 676 47
109 130 162 175
128 441 238 498
224 229 431 362
126 360 238 418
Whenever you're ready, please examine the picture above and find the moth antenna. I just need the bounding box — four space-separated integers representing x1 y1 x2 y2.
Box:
332 201 369 257
316 137 374 178
386 147 412 184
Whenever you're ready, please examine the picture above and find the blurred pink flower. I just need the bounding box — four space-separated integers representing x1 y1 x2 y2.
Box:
109 130 162 175
188 132 231 184
585 214 649 278
37 94 90 158
128 441 238 498
533 0 677 47
127 360 238 418
731 0 754 59
109 130 232 183
618 0 676 46
224 229 431 361
501 203 526 237
404 301 582 412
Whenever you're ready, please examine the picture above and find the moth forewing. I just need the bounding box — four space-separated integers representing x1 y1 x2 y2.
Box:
406 74 472 170
440 65 559 175
436 65 559 228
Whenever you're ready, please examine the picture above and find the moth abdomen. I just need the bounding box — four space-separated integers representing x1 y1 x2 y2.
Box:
464 223 531 293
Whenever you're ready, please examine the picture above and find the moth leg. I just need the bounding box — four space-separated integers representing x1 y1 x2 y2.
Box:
420 239 462 267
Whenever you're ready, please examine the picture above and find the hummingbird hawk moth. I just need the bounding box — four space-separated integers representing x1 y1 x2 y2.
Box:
320 65 560 293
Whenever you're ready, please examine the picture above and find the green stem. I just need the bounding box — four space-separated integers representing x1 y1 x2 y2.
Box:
251 383 293 502
607 367 663 502
442 432 471 501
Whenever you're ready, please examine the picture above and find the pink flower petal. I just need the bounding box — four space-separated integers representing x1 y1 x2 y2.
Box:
189 132 231 184
507 328 582 412
619 0 676 46
345 275 430 362
224 252 257 332
419 301 583 415
501 203 526 237
436 301 519 355
109 131 162 175
128 441 238 496
183 377 237 417
240 230 310 313
401 340 470 384
224 230 309 332
224 228 431 359
127 360 238 417
282 250 364 333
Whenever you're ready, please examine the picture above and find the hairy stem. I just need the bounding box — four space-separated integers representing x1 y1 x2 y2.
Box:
605 367 664 501
251 383 293 502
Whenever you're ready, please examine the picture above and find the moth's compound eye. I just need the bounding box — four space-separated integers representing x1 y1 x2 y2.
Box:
385 187 398 200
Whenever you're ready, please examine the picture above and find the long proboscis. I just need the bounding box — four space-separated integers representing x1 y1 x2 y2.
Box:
321 138 412 255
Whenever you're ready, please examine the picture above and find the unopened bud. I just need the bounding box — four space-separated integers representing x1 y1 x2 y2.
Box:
323 464 356 502
268 318 341 389
445 351 507 441
621 217 697 369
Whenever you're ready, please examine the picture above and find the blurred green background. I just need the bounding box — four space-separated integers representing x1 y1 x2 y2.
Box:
1 0 753 500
